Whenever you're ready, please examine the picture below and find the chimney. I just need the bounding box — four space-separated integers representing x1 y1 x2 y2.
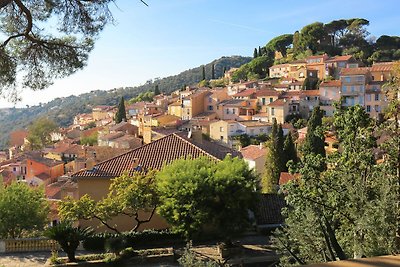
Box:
191 129 203 144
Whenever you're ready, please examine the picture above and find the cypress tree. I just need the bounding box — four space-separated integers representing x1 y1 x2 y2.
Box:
271 118 278 139
211 64 215 80
258 46 262 57
283 133 298 171
202 65 206 81
262 140 280 193
154 84 161 95
302 106 325 157
114 96 127 123
253 48 258 58
277 124 285 171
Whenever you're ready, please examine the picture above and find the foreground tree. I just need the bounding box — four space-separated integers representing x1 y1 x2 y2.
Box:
157 156 258 240
59 170 158 233
274 106 398 265
26 117 58 150
45 222 93 262
0 182 49 238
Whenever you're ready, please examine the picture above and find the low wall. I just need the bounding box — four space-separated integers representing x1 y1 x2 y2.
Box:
0 238 60 253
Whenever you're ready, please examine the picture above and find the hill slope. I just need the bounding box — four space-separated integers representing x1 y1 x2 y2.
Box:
0 56 251 149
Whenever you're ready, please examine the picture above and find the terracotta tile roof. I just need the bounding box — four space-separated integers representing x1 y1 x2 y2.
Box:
109 122 137 132
254 193 285 225
253 112 268 118
340 67 370 76
267 99 287 107
370 62 394 72
279 172 299 185
36 172 51 181
240 145 267 160
320 80 341 87
301 90 320 96
233 89 257 97
325 55 353 62
306 54 329 60
255 89 281 97
73 133 240 179
273 84 289 89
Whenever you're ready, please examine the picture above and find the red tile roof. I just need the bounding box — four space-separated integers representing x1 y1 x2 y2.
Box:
240 145 267 160
320 80 341 87
73 133 240 179
370 62 394 72
255 89 281 97
279 172 300 185
9 130 28 147
340 67 370 76
267 99 287 107
233 89 257 97
325 55 353 62
301 90 320 96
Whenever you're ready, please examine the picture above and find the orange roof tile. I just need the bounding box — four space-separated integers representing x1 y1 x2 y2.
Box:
255 89 281 97
279 172 300 185
267 99 287 107
340 67 370 75
240 145 267 160
320 80 341 87
325 55 353 62
233 89 257 97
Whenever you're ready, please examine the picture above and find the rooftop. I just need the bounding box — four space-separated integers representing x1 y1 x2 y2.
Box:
73 133 240 178
240 145 267 160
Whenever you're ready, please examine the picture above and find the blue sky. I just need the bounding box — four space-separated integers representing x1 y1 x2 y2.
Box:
1 0 400 108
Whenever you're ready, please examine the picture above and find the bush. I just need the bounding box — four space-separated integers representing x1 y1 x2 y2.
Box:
105 236 128 256
83 229 183 251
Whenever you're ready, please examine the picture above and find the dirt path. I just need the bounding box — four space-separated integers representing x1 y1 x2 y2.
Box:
0 252 50 267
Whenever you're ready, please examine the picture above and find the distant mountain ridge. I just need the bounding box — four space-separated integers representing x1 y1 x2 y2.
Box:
0 56 251 149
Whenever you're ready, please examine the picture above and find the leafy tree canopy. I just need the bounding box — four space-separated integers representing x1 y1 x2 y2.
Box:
157 156 258 240
26 117 58 150
0 182 49 238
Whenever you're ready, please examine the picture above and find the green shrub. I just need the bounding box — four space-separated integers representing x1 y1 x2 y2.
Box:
105 236 127 256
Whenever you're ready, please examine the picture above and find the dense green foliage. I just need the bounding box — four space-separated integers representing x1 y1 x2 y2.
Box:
301 106 326 158
80 132 98 146
0 0 116 95
157 156 258 240
0 183 49 238
0 56 250 149
83 229 182 251
274 105 399 265
114 97 127 123
26 117 58 150
45 222 94 262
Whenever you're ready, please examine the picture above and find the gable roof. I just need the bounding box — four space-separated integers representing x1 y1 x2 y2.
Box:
320 80 341 87
73 133 240 179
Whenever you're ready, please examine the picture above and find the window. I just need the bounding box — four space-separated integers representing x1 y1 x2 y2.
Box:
375 105 380 112
13 167 16 172
226 109 230 114
220 136 224 141
233 108 236 114
366 105 371 112
359 96 364 105
366 94 371 102
375 94 380 101
345 77 351 83
262 98 266 105
351 86 355 92
360 85 364 92
220 127 224 132
208 105 213 111
324 90 328 97
269 97 273 103
208 97 212 103
271 108 275 116
342 86 347 93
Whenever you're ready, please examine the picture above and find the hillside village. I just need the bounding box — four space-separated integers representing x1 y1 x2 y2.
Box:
0 54 396 228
